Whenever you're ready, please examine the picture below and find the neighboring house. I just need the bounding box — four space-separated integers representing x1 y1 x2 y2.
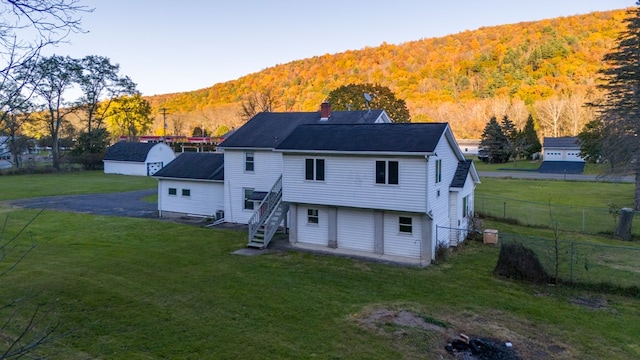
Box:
274 123 479 265
0 136 10 159
153 152 224 219
216 102 391 226
539 137 585 174
458 139 481 155
104 141 176 176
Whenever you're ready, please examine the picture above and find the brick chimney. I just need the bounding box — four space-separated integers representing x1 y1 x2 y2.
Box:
320 102 331 121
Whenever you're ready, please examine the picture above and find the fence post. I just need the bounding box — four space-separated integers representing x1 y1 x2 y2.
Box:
570 242 575 283
531 204 534 225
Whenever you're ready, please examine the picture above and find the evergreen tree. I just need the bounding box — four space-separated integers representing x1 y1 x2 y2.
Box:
521 114 542 159
577 120 604 164
594 2 640 209
480 116 511 163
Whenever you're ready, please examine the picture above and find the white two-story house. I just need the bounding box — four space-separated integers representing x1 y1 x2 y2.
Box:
274 123 479 265
216 103 391 225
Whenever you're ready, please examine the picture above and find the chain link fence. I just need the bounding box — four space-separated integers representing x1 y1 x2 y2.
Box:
476 194 640 236
499 233 640 288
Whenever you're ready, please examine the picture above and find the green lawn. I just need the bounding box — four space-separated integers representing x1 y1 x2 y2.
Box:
1 173 639 359
476 178 637 235
471 157 609 175
0 171 156 201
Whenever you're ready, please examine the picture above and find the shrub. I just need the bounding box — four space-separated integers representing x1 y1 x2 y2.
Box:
493 242 553 284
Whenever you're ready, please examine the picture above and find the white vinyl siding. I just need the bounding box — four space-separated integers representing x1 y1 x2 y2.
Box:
428 134 461 247
223 150 283 224
383 212 422 258
157 179 223 217
337 209 374 252
283 155 427 213
297 206 328 246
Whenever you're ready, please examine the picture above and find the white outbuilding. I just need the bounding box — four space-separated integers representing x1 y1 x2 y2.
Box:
103 141 175 176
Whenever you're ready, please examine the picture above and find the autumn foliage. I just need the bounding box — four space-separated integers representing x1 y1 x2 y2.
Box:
146 9 627 139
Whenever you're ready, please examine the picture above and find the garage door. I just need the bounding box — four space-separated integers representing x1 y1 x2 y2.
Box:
337 209 374 252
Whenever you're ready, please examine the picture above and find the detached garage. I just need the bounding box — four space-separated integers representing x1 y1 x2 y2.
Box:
103 142 175 176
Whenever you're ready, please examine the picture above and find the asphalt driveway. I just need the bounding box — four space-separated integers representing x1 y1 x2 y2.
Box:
8 189 159 218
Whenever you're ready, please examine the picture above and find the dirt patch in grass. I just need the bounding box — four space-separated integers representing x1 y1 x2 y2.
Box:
352 306 574 359
570 296 609 310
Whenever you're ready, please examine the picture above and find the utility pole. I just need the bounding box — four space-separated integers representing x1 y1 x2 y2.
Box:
160 107 169 141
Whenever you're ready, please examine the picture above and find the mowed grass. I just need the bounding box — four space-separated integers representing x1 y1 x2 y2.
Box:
471 158 609 175
0 173 639 359
0 171 156 201
476 177 634 208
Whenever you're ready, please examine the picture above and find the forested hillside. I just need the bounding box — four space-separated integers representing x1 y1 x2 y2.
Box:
146 9 627 139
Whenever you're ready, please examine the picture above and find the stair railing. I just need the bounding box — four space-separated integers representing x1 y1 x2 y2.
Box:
248 175 283 242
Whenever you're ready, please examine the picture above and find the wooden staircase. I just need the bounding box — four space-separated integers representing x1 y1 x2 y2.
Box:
247 175 289 248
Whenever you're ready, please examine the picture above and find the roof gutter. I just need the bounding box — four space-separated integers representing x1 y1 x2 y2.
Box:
275 149 436 157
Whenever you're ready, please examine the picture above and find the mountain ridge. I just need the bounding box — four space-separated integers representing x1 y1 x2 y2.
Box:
145 8 627 139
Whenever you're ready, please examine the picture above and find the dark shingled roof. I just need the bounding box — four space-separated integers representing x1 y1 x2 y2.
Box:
104 142 158 162
218 110 386 149
275 123 448 153
538 161 585 174
543 137 580 148
153 152 224 181
451 159 473 188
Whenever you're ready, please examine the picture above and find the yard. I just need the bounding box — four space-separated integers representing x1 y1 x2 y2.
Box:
0 172 639 359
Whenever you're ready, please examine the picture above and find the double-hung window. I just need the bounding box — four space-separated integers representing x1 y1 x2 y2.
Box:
375 160 398 185
305 158 325 181
307 208 319 224
435 159 442 183
399 216 412 233
245 152 254 172
243 188 254 210
463 195 469 218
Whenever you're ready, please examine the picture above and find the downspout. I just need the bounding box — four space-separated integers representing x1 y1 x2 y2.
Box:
424 155 431 216
158 179 163 217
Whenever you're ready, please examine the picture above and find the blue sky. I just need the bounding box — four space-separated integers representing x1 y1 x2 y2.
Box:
46 0 632 96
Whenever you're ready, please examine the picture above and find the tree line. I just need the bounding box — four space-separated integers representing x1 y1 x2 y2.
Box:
2 54 153 171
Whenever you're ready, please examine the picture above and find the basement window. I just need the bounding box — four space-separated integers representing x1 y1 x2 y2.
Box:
399 216 412 234
307 208 319 224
